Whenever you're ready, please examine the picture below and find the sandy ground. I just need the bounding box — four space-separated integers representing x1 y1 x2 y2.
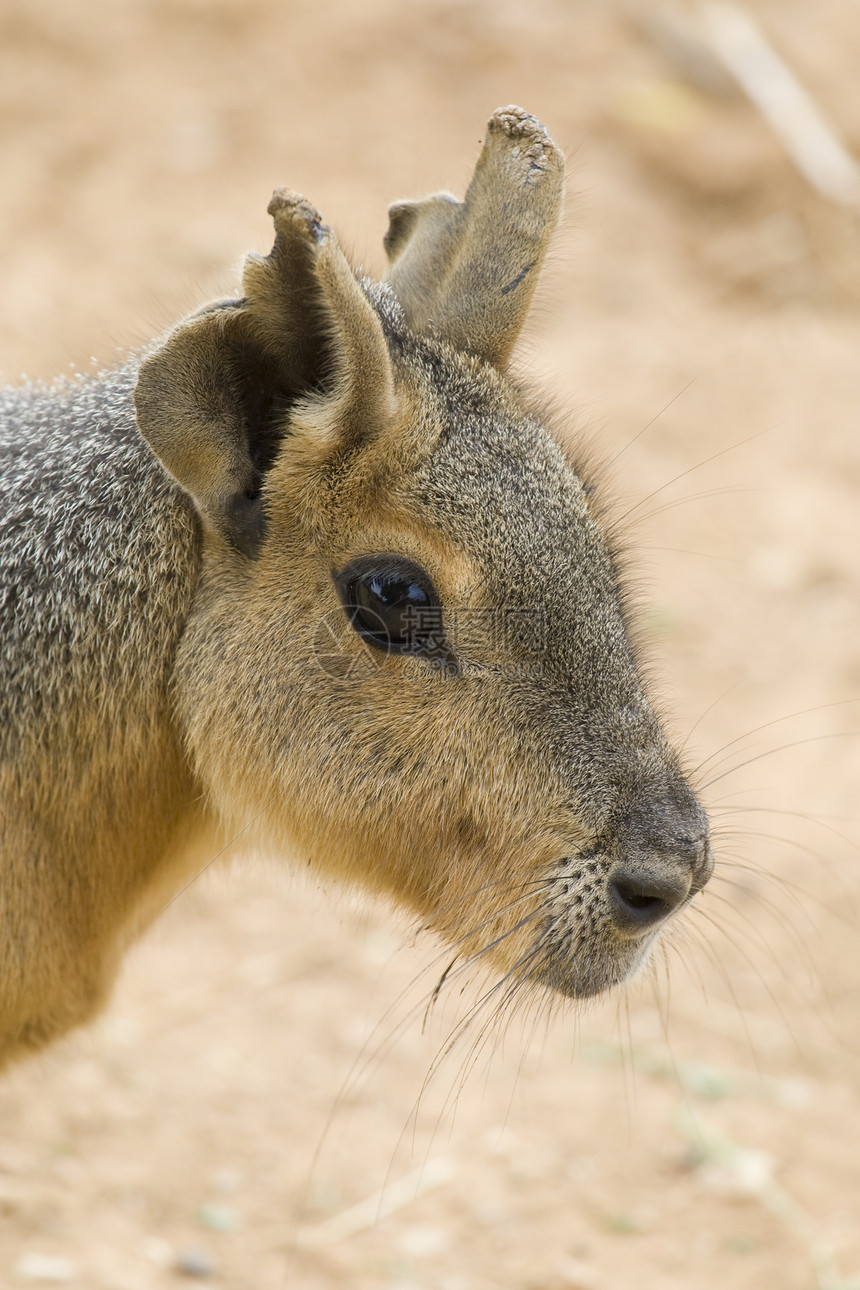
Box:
1 1 860 1287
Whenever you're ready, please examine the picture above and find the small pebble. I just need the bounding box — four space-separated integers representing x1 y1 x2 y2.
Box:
549 1256 603 1290
141 1236 173 1267
175 1247 215 1278
211 1167 243 1196
197 1201 240 1232
15 1254 77 1284
397 1223 450 1256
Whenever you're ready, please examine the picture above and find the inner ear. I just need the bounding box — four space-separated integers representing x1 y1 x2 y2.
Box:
219 332 305 555
227 329 319 484
135 304 313 559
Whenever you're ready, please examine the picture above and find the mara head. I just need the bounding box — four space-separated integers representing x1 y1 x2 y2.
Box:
135 107 712 1002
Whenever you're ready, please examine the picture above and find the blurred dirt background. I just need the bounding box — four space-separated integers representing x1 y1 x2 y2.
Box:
1 1 860 1287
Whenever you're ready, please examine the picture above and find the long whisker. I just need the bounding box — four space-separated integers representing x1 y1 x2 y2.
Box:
700 732 859 793
417 874 549 930
688 698 860 782
607 377 699 466
711 802 860 866
324 893 553 1172
392 942 550 1166
709 834 857 925
690 904 807 1058
613 485 764 534
680 681 742 753
673 912 763 1070
609 424 773 528
703 882 819 984
303 879 552 1186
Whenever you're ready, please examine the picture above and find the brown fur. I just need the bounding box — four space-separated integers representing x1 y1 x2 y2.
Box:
0 108 711 1070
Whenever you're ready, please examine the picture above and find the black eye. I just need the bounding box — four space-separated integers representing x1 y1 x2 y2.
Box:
336 556 449 661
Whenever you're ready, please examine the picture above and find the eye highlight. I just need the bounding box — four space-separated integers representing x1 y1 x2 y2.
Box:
335 556 450 663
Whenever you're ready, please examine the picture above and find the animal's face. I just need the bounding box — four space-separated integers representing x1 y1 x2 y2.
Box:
136 108 711 1000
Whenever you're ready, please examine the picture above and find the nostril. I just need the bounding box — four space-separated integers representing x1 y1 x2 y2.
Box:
609 865 692 935
617 886 661 913
610 875 671 930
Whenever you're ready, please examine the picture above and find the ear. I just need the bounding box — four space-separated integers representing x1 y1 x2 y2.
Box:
134 190 395 557
383 106 564 369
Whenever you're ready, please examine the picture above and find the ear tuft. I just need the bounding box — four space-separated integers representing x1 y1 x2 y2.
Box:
267 188 329 244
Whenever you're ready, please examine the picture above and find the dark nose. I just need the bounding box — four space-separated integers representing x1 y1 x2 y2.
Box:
609 796 712 936
610 861 694 933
